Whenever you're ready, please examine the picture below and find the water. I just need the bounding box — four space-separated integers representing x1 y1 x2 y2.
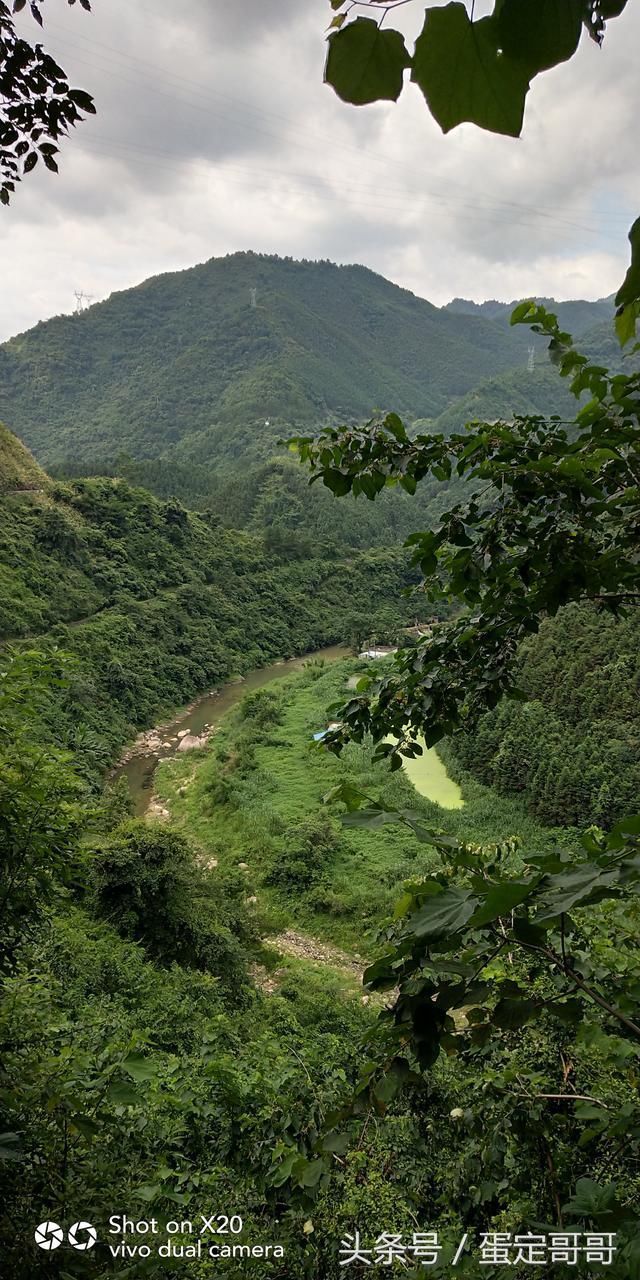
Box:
401 736 464 809
112 644 349 814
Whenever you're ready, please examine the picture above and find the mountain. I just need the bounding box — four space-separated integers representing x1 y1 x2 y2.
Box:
0 253 533 471
428 362 582 435
445 293 614 337
428 310 637 436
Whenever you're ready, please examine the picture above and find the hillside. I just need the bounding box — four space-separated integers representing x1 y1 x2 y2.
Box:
0 253 532 470
448 603 640 828
0 421 49 495
428 317 639 435
428 361 583 434
0 424 427 769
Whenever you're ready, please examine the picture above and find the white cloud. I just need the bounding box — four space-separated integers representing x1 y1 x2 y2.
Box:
1 0 638 339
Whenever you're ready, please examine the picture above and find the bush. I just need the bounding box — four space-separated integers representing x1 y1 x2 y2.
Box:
90 820 254 1001
265 815 343 892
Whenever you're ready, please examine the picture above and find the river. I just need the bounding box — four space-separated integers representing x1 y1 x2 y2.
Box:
113 644 349 815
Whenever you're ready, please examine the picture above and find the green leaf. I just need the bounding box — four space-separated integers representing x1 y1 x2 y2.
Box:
616 217 640 312
135 1183 162 1202
497 0 583 76
319 1130 350 1155
468 879 536 928
122 1052 157 1083
411 4 531 138
615 300 640 347
363 954 397 991
563 1178 619 1219
69 1114 101 1141
299 1158 325 1187
322 468 352 497
325 17 410 106
107 1080 139 1106
536 864 614 921
510 299 536 326
405 886 477 941
270 1150 299 1187
492 996 539 1029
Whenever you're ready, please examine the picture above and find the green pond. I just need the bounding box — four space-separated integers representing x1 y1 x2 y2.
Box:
396 736 464 809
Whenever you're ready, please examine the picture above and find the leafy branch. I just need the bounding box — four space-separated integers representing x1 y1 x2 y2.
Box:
290 305 640 768
0 0 94 203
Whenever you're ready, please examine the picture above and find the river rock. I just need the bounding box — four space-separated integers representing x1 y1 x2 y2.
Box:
177 729 190 739
177 733 208 751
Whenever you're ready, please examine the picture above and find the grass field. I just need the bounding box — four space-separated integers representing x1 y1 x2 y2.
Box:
153 658 574 961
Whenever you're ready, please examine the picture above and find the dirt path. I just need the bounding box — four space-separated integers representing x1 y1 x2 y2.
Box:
267 928 365 981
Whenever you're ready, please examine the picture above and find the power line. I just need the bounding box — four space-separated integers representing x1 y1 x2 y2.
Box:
42 17 634 239
74 132 624 247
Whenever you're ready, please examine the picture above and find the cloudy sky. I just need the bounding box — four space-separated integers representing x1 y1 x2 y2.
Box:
1 0 638 340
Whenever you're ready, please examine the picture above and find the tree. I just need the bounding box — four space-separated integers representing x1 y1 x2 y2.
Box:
0 0 94 203
0 649 84 970
292 304 640 766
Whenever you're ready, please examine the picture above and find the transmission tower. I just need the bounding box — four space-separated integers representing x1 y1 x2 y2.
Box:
73 290 93 314
527 345 535 373
249 288 257 309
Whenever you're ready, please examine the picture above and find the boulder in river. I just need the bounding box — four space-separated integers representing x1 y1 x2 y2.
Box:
177 733 208 752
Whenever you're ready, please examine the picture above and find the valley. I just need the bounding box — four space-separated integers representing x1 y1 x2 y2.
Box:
2 255 640 1278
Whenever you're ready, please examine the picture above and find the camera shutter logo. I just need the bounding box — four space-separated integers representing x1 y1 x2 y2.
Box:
34 1221 64 1251
68 1221 97 1250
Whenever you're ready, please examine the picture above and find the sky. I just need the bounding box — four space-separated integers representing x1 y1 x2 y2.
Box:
0 0 638 341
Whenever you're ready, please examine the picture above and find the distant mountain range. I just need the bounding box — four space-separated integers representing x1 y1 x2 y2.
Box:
444 293 614 334
0 254 625 516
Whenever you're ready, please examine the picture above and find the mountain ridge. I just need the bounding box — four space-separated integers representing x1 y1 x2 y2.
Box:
0 251 533 470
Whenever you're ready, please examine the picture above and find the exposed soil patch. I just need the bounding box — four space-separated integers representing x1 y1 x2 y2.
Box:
266 929 365 981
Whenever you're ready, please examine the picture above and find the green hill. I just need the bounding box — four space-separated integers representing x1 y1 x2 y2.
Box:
0 252 533 471
428 320 638 436
428 361 582 434
0 424 426 769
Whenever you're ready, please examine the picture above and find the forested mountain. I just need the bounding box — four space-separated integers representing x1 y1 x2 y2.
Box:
429 309 635 435
1 252 541 470
428 361 581 435
445 293 614 335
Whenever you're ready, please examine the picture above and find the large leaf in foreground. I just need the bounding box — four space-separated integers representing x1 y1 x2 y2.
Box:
412 4 530 137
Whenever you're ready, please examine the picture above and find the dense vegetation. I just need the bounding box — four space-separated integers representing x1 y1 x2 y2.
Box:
5 651 640 1276
3 0 640 1268
1 250 639 1274
0 426 426 778
449 604 640 828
